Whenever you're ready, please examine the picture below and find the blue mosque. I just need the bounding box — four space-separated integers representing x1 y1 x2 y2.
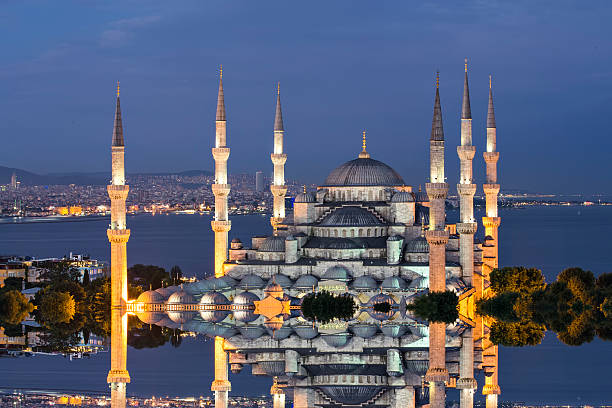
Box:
108 62 502 408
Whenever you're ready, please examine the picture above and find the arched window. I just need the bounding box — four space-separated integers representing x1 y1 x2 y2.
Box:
334 229 338 237
367 229 371 237
342 230 347 238
358 228 363 237
369 250 373 258
368 191 373 201
351 229 355 237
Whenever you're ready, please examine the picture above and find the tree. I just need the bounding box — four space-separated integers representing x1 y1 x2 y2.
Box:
82 269 90 286
301 291 357 324
170 265 183 285
476 292 519 322
490 267 546 294
489 321 545 347
407 291 459 323
373 302 392 313
39 291 75 324
128 264 170 290
0 290 34 325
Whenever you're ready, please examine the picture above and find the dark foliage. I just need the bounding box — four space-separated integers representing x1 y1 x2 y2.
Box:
128 264 170 290
407 291 459 323
373 302 392 313
301 291 357 324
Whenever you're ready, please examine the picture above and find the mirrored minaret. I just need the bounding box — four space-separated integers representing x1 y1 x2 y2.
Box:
106 82 131 408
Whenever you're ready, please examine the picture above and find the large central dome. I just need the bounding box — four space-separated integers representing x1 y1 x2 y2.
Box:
323 157 405 187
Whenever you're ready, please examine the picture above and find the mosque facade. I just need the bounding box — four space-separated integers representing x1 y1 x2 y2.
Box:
122 62 502 408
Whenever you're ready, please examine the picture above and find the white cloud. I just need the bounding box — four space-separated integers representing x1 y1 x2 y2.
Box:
99 15 161 47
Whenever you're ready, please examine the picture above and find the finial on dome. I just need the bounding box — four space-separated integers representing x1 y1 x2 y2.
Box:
303 185 306 194
358 130 370 159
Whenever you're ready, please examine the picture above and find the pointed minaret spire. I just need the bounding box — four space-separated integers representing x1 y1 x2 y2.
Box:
274 82 284 132
431 71 444 141
112 81 124 147
461 58 471 120
487 75 496 128
216 65 226 121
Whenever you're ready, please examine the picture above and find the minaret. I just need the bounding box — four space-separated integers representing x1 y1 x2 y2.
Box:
455 61 478 408
211 68 232 408
211 66 232 278
425 72 450 408
270 82 287 231
106 82 131 408
482 75 501 408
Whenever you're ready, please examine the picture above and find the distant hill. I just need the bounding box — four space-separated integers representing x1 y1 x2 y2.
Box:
0 166 212 186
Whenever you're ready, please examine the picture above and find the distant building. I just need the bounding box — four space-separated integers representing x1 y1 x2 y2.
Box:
10 171 18 189
255 171 264 192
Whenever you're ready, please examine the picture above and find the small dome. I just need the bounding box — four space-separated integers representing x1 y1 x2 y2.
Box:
326 239 361 250
323 265 352 281
295 192 316 203
405 236 429 253
233 292 260 323
351 275 378 291
293 274 318 290
267 274 292 289
293 325 319 339
405 360 429 377
414 188 428 202
135 310 165 325
155 286 178 299
381 324 408 338
350 324 378 338
239 274 265 290
168 310 195 324
323 157 405 187
268 325 292 340
320 206 383 227
137 290 164 304
231 237 242 243
239 326 266 339
264 281 284 299
259 236 286 252
381 276 407 290
206 276 236 291
391 191 414 203
199 292 230 323
319 386 385 406
205 323 238 339
167 289 195 305
321 333 351 348
366 293 397 321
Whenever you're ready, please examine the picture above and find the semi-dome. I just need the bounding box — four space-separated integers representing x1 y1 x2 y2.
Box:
267 274 292 289
320 206 383 227
239 325 266 339
295 191 316 203
391 191 414 202
259 236 286 252
293 274 318 290
136 290 164 304
323 157 404 187
238 274 265 290
406 236 429 253
267 325 293 340
321 333 351 348
323 265 352 281
381 324 408 338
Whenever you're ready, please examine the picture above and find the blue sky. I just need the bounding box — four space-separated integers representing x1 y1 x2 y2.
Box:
0 0 611 194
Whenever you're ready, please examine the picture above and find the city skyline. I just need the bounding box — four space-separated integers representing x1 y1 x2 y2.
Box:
1 1 611 194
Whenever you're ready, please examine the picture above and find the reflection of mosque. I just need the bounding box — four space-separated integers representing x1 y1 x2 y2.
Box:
108 62 502 408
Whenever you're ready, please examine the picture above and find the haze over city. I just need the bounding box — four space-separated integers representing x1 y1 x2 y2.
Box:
1 1 611 194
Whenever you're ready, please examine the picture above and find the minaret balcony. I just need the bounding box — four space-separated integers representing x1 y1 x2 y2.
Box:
271 153 287 166
457 145 476 161
483 184 500 195
483 151 500 163
482 384 501 395
107 369 131 384
457 184 477 197
426 182 449 200
212 184 231 197
211 379 231 392
482 217 501 229
425 229 449 246
211 220 232 232
456 222 477 235
270 185 288 197
107 185 129 200
107 229 131 243
212 147 230 161
456 377 477 389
